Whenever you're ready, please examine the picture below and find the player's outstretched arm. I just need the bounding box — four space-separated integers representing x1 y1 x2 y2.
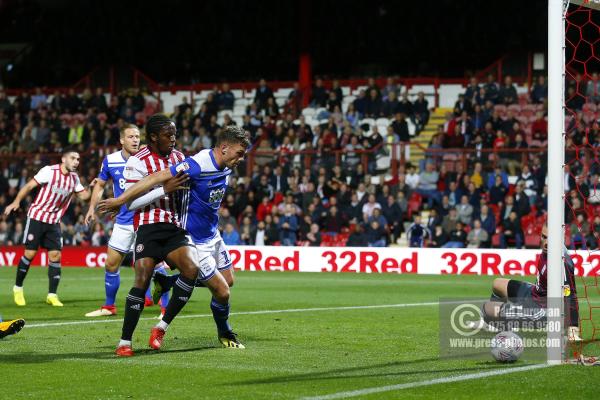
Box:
85 179 107 224
98 170 187 213
3 179 39 216
76 178 97 202
127 173 189 211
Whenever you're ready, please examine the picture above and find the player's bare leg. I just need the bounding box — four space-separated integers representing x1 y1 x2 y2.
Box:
492 278 510 300
220 268 235 288
13 249 38 306
46 250 63 306
149 246 199 350
86 248 126 317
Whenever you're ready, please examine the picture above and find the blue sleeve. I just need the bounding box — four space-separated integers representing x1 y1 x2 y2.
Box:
170 157 201 178
99 157 110 181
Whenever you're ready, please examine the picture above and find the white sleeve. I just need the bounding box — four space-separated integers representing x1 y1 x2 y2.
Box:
33 166 53 184
128 187 166 211
73 174 85 193
123 157 147 189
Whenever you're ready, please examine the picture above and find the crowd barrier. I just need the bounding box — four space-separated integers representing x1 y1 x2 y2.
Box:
0 246 598 277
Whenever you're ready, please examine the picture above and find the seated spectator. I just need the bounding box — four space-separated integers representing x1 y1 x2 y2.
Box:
466 219 489 248
217 82 235 110
278 204 298 246
430 225 449 248
306 223 322 247
324 206 346 234
347 224 368 247
456 195 474 225
475 205 496 246
445 181 463 208
251 221 268 246
362 194 382 219
222 223 242 246
415 163 440 209
353 89 367 116
407 215 429 247
500 211 523 249
365 220 386 247
531 75 548 104
264 215 280 244
586 72 600 104
453 94 472 116
489 175 508 205
513 184 531 217
498 75 518 105
239 216 254 245
365 89 382 118
531 112 548 146
310 78 328 108
413 92 430 132
382 194 403 242
443 222 467 248
442 207 459 234
569 213 591 249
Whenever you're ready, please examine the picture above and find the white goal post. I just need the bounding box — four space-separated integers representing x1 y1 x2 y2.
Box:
546 0 566 365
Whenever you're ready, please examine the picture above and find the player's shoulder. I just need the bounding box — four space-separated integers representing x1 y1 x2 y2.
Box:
171 149 186 163
131 146 151 161
106 150 126 164
189 149 226 173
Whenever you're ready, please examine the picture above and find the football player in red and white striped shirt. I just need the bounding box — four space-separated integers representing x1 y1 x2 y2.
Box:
4 146 93 307
99 114 202 357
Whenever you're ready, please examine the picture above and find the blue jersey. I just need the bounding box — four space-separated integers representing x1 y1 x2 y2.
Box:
169 149 231 244
99 150 135 225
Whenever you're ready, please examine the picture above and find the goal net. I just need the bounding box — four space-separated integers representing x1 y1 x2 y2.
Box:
563 0 600 364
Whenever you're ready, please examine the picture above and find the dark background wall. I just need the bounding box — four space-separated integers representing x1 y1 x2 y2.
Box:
0 0 548 87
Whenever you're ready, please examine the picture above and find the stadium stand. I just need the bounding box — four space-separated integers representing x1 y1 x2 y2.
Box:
0 73 595 251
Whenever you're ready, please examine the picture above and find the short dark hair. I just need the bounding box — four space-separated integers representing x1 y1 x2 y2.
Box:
62 145 79 155
215 125 251 148
145 114 174 143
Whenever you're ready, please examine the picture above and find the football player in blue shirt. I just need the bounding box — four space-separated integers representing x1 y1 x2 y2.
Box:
100 125 251 348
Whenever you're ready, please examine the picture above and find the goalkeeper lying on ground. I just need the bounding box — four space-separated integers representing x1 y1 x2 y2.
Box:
470 224 581 341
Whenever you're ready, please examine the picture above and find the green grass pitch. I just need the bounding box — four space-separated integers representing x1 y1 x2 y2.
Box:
1 267 598 399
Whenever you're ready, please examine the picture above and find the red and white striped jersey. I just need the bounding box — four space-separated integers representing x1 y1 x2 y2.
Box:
28 164 85 224
123 146 185 230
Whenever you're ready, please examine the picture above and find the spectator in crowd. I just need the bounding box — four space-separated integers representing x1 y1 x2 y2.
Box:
217 83 235 110
586 72 600 104
443 222 467 248
278 204 298 246
365 220 387 247
531 76 548 104
498 75 518 105
310 78 328 108
430 225 449 248
415 162 440 209
346 224 367 247
456 195 474 225
223 223 242 246
500 211 523 249
306 223 322 246
467 219 488 248
407 215 429 247
475 204 496 247
254 79 274 111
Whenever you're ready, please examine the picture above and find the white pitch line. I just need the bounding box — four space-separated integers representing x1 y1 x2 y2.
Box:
300 364 551 400
24 301 442 329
